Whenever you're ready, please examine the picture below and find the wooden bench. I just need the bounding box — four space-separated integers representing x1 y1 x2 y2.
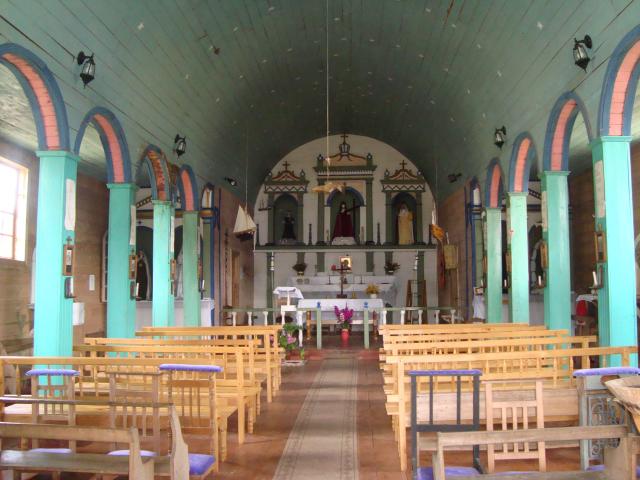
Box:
0 398 193 478
429 425 634 479
384 345 636 471
0 422 156 479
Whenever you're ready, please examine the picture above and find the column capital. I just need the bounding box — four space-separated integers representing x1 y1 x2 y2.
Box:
107 182 138 191
36 150 80 163
484 207 502 213
590 136 632 147
506 191 528 198
152 199 173 206
540 170 570 178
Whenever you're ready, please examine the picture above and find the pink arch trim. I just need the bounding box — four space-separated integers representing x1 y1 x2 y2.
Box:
489 165 501 208
512 138 532 192
550 100 577 171
609 41 640 136
2 53 60 150
180 170 196 211
93 114 125 183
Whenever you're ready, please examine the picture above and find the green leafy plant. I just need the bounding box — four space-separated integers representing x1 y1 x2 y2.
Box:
278 323 305 356
292 262 307 274
365 283 380 295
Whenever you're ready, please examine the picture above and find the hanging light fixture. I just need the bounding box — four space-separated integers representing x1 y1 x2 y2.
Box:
494 126 506 149
224 177 237 186
174 135 186 157
447 173 462 183
76 51 95 87
573 35 593 71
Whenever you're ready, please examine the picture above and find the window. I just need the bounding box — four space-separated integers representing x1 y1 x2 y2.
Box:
0 157 28 261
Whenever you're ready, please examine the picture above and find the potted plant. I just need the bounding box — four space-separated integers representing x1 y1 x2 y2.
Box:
384 261 400 275
278 323 305 360
334 305 354 342
292 262 307 276
365 283 380 299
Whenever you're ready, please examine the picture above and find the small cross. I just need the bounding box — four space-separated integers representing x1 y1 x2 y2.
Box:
400 160 407 170
282 161 290 171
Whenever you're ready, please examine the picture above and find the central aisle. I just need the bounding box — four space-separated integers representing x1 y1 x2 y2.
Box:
272 355 359 480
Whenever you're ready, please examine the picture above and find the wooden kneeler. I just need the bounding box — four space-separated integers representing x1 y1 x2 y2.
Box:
410 369 482 480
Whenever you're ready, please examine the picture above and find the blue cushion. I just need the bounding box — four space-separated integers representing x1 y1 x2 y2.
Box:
29 448 72 454
159 364 223 373
189 453 216 475
108 449 156 457
573 367 640 377
417 466 479 479
588 464 640 477
25 369 79 377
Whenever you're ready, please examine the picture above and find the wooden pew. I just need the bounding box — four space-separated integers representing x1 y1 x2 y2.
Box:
0 398 190 479
0 422 156 479
73 343 259 444
384 345 636 471
429 425 635 480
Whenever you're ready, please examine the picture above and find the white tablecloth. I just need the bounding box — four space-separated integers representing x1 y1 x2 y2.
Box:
297 298 384 325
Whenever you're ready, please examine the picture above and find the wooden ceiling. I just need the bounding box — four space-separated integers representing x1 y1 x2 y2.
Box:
0 0 639 200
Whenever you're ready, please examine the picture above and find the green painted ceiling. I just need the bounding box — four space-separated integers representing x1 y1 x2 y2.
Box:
1 0 640 201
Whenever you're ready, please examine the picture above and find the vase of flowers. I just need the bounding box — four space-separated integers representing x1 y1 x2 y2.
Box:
384 261 400 275
292 262 307 276
334 305 354 343
278 323 305 360
365 283 380 299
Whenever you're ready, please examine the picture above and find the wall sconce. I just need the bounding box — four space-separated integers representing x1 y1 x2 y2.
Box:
174 135 186 157
573 35 592 71
447 173 462 183
494 126 506 149
76 51 95 87
225 177 237 186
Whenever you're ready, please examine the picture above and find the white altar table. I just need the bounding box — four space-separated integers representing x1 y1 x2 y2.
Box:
297 298 384 325
290 275 396 304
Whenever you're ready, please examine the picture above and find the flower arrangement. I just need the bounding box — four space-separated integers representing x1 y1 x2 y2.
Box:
278 323 305 358
334 305 354 330
365 284 380 295
292 262 307 275
384 261 400 274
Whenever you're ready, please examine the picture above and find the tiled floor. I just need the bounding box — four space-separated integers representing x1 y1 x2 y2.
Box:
214 333 582 479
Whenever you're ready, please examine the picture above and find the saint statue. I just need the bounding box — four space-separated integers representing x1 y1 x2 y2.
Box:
281 211 296 242
332 201 357 243
397 202 414 245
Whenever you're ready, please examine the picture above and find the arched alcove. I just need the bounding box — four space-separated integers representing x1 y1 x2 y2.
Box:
272 193 299 244
328 187 363 244
391 192 417 245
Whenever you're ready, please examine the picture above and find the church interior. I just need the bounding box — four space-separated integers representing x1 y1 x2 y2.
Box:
2 1 640 479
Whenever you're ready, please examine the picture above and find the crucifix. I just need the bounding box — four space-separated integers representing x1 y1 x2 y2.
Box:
332 259 351 299
282 160 291 171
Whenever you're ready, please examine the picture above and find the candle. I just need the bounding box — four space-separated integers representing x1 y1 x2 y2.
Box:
592 270 597 286
135 282 140 297
503 279 507 288
537 275 542 286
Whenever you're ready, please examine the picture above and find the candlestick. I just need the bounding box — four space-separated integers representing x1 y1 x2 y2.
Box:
537 275 542 287
135 282 140 297
592 270 597 286
503 279 507 288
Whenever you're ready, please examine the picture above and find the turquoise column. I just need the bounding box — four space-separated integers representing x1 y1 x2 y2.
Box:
33 151 78 357
591 137 637 363
182 210 200 326
106 183 137 338
507 192 529 324
541 171 571 331
485 208 503 323
152 201 173 327
168 206 176 326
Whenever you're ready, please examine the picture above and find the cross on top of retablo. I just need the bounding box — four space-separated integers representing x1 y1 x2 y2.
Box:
282 160 291 171
400 159 407 170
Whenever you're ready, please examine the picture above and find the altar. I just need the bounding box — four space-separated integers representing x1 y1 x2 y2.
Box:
288 274 396 305
297 297 384 326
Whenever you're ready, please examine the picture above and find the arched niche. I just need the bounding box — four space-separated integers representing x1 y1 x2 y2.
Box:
327 186 363 244
272 193 299 245
391 192 417 245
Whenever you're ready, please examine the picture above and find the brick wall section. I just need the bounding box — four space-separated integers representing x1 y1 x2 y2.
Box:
436 185 471 317
569 142 640 296
0 140 108 351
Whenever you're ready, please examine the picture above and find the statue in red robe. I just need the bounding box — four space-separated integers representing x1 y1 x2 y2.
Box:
332 201 356 240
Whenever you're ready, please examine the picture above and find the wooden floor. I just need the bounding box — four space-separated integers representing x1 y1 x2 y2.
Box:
212 334 582 480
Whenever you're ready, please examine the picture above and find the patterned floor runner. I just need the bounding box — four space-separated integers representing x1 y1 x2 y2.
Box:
272 357 359 480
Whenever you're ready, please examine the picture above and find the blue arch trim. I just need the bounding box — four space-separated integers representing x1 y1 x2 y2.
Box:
598 24 640 136
326 186 365 206
542 92 593 172
507 132 537 193
140 145 172 201
0 43 70 151
484 158 504 208
176 164 200 211
74 107 132 184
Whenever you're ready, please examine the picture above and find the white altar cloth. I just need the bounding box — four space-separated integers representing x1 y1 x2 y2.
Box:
297 298 384 325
